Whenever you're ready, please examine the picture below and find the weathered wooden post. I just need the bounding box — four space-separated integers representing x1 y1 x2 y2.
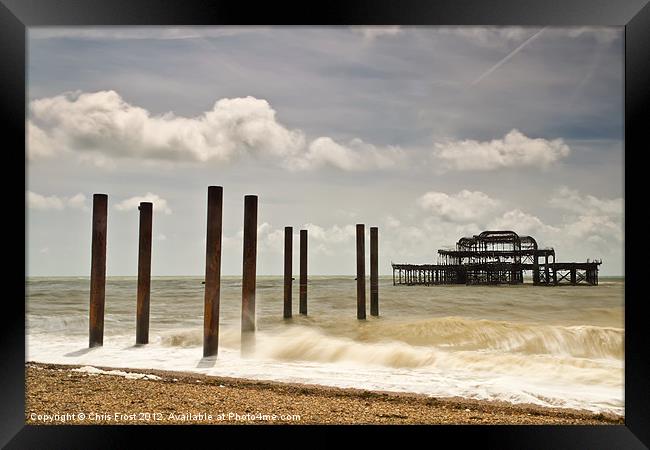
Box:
370 227 379 316
299 229 308 315
241 195 258 353
203 186 223 357
284 226 292 319
356 224 366 320
136 202 153 345
89 193 108 348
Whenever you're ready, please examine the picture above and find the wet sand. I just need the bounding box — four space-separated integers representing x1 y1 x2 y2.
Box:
25 362 623 425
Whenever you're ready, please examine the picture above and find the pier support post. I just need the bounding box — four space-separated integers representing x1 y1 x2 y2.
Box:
89 194 108 348
370 227 379 316
299 229 308 315
136 202 153 345
570 268 577 285
284 226 292 319
356 224 366 320
203 187 223 357
241 195 258 352
544 254 550 285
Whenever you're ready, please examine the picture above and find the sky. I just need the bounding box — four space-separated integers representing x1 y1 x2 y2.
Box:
26 26 624 276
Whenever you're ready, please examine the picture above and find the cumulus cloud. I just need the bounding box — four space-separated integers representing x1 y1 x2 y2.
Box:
548 188 623 244
28 90 404 172
285 137 404 171
27 191 88 211
29 90 305 164
488 209 560 236
417 190 500 222
549 187 622 216
114 193 172 214
432 129 570 171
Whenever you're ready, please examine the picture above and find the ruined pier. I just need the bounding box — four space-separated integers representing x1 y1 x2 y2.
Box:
391 231 601 286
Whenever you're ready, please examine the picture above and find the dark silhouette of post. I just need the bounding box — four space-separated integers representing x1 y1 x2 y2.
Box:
283 226 292 319
370 226 379 317
89 194 108 348
299 229 308 315
241 195 258 352
203 186 223 357
356 224 366 320
136 202 153 345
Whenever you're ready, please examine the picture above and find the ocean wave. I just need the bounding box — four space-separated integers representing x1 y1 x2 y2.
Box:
358 317 623 359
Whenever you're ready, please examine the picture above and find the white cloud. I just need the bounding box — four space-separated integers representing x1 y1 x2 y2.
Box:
563 214 621 241
114 193 172 214
432 129 570 171
29 90 305 165
565 27 621 44
285 137 404 171
548 188 623 244
488 209 560 236
28 90 404 172
549 187 622 216
350 26 402 42
417 190 500 222
27 191 88 211
437 27 533 46
301 223 357 256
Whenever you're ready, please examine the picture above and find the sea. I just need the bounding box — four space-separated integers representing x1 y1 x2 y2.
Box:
25 276 624 415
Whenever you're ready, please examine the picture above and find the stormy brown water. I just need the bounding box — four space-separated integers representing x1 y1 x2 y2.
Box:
26 276 624 415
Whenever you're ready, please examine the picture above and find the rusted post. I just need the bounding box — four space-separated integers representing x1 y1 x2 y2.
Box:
544 254 550 285
284 226 292 319
356 224 366 320
89 193 108 348
241 195 258 352
299 229 308 315
203 186 223 357
370 227 379 316
136 202 153 345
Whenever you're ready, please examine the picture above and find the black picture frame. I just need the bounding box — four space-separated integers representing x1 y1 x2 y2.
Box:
3 0 648 447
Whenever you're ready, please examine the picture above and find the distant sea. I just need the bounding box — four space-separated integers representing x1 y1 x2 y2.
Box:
26 276 624 415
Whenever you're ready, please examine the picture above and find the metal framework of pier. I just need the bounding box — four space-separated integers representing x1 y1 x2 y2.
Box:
392 230 601 286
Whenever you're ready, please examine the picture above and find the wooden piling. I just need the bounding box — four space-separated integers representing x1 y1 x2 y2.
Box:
241 195 258 350
203 186 223 357
136 202 153 345
284 226 292 319
370 227 379 316
356 224 366 320
299 229 308 315
89 193 108 348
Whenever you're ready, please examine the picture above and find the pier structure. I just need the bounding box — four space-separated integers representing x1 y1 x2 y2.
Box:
392 230 601 286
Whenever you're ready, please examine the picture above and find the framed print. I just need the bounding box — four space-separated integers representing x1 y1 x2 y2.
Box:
2 0 649 447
